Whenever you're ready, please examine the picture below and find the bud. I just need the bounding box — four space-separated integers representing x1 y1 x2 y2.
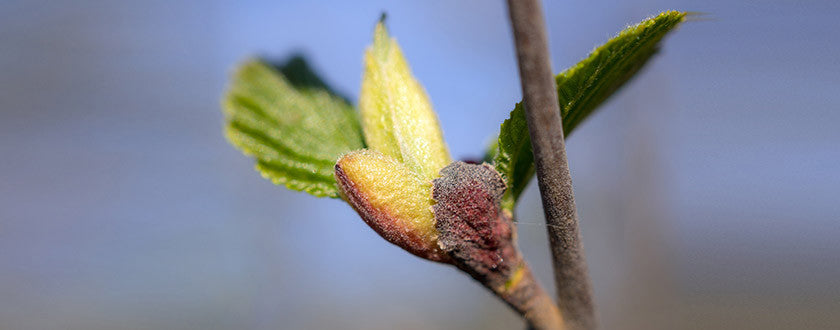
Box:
432 162 562 327
359 21 452 181
432 161 519 288
335 150 450 262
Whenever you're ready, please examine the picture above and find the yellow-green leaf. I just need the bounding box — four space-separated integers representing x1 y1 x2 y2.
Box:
359 21 452 181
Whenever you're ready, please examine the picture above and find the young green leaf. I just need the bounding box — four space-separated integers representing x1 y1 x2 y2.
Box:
223 58 365 198
494 10 686 210
495 103 534 211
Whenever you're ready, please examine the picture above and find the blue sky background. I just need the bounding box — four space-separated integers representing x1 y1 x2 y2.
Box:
1 0 838 329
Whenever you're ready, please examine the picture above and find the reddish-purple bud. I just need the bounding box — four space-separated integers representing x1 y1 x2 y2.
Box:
432 162 521 289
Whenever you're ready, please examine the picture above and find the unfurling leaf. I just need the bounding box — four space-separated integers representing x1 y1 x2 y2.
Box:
223 58 365 198
335 150 450 263
494 10 686 210
359 21 452 181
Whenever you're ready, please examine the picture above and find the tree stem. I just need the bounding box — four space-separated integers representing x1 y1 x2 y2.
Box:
505 1 596 329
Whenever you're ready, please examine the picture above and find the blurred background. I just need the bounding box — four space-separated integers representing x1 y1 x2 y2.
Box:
2 0 838 329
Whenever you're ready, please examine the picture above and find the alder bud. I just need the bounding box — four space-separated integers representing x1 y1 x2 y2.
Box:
432 161 523 290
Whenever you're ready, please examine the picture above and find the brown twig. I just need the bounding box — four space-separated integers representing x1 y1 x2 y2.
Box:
495 263 564 330
505 1 596 329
